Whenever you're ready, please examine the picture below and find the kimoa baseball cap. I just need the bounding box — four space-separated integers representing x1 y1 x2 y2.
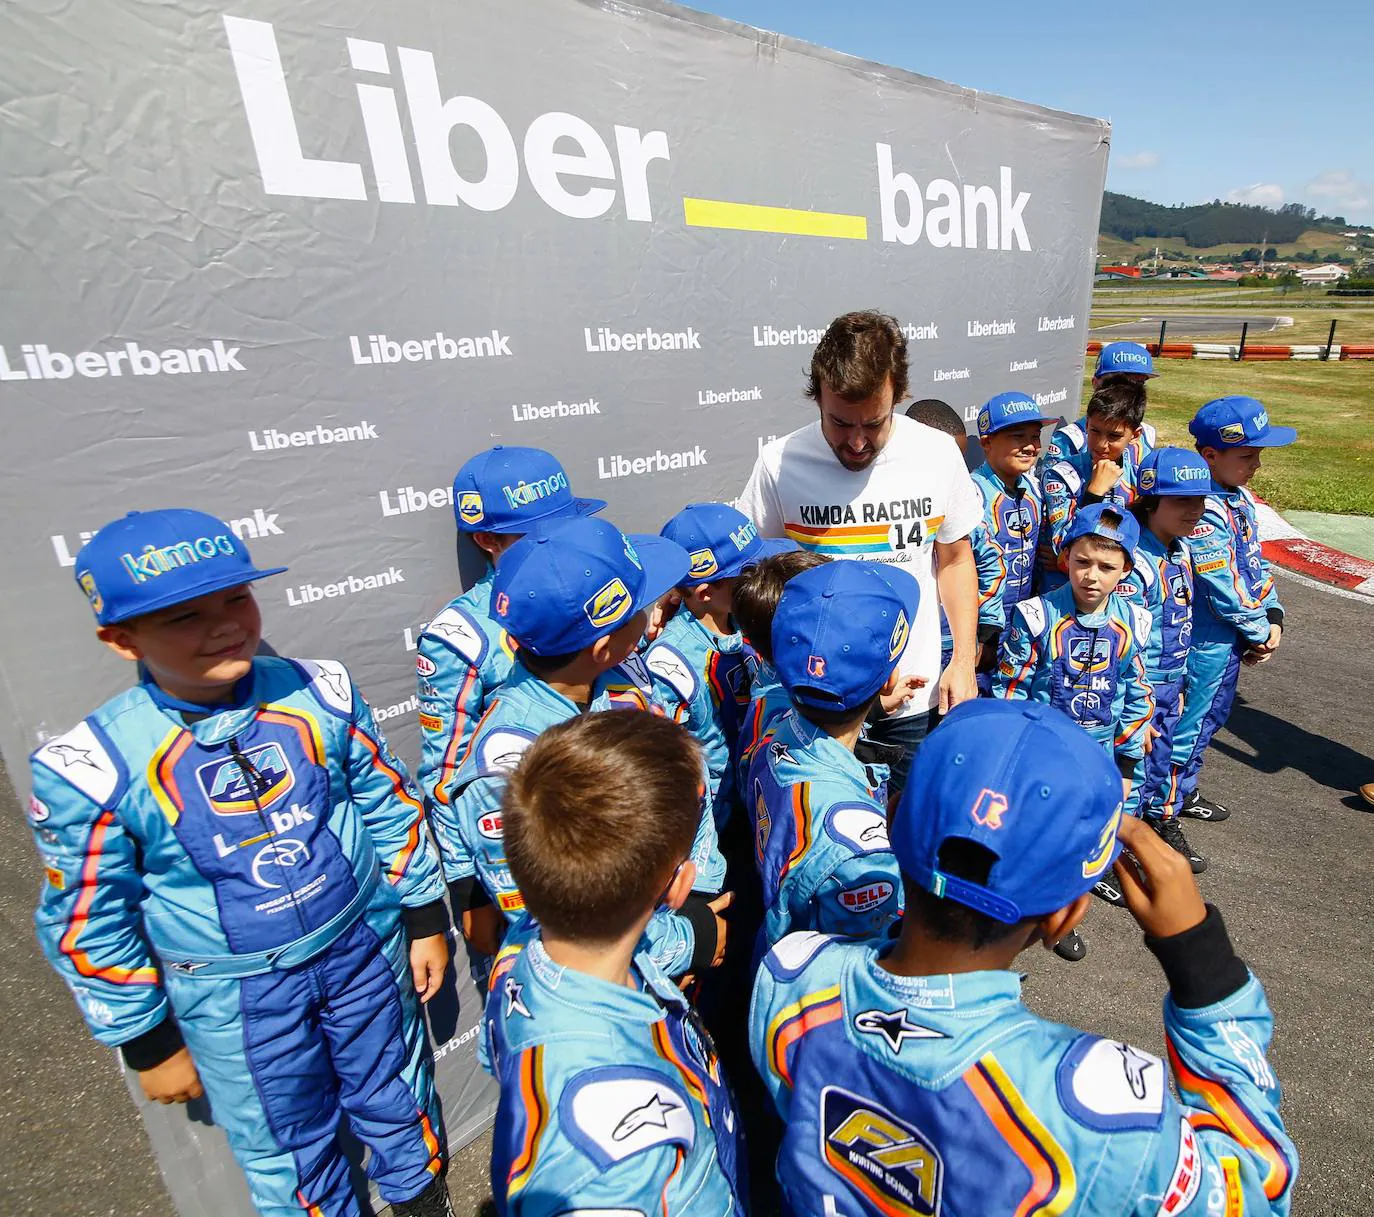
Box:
451 445 606 534
1062 502 1140 568
1136 446 1213 496
1188 396 1298 451
1094 341 1157 378
74 509 287 625
890 700 1125 922
490 516 689 656
772 559 920 714
661 502 796 585
976 391 1057 438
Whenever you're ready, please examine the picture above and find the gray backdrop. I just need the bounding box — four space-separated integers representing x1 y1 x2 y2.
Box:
0 1 1108 1211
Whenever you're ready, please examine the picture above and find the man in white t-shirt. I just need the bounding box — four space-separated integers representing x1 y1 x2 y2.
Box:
737 310 982 789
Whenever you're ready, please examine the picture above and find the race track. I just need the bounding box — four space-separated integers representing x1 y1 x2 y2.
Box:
2 569 1371 1216
1094 314 1287 339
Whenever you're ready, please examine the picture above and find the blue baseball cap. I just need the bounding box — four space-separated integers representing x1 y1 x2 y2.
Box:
772 560 920 713
890 700 1125 922
976 392 1057 438
491 517 688 655
74 509 287 626
662 502 796 585
451 446 606 534
1136 446 1213 496
1094 342 1156 378
1188 397 1297 451
1061 502 1139 568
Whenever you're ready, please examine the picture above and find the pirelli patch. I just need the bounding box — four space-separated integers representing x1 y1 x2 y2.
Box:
418 712 443 733
498 891 526 913
1195 558 1228 574
45 866 65 890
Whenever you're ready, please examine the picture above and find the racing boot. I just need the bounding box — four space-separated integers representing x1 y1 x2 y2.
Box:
1053 930 1087 962
392 1177 457 1217
1361 783 1374 809
1090 871 1125 907
1153 816 1208 873
1179 790 1232 822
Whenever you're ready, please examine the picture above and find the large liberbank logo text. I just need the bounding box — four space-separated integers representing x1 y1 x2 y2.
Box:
220 16 1035 251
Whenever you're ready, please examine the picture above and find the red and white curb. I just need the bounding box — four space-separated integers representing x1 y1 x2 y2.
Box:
1253 498 1374 599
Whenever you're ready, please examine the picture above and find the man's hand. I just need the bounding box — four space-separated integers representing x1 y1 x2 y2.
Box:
647 592 682 643
1088 458 1122 497
461 903 504 958
1113 814 1207 939
938 658 978 714
1143 723 1160 754
409 933 450 1003
707 891 734 969
880 674 928 715
138 1047 204 1105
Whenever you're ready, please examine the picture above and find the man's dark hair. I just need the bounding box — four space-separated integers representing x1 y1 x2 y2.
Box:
503 712 703 942
734 551 830 664
905 398 966 443
902 838 1029 950
1084 379 1146 430
806 311 909 405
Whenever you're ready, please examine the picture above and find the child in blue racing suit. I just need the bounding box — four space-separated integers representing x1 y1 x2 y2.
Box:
1047 340 1160 461
482 712 746 1214
750 699 1297 1217
30 510 456 1217
1171 397 1295 823
748 559 921 952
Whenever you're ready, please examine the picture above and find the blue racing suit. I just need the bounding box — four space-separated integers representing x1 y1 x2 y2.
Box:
750 913 1296 1216
482 927 745 1215
746 710 901 952
1040 449 1143 590
29 658 449 1216
648 609 751 829
1119 531 1196 820
1173 484 1283 801
415 566 516 879
994 583 1154 775
446 659 723 977
969 463 1044 692
737 652 792 794
1047 416 1157 462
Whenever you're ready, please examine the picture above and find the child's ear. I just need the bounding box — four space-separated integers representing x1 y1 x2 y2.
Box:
979 435 993 455
96 625 142 663
662 861 698 912
1037 893 1091 953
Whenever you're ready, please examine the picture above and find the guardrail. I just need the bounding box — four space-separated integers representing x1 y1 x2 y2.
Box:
1087 340 1374 362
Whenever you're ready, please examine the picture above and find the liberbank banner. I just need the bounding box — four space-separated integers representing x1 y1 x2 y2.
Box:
0 1 1107 1211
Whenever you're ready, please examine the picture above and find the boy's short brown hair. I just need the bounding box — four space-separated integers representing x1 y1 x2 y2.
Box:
1084 379 1146 430
806 311 909 405
733 551 830 663
502 712 703 942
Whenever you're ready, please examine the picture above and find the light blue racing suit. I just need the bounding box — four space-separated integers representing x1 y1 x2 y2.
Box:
1040 449 1144 591
482 927 746 1215
995 584 1154 776
1119 531 1195 820
1172 483 1283 801
746 710 901 952
1047 416 1157 462
750 917 1296 1216
28 658 449 1216
969 462 1044 692
737 652 792 795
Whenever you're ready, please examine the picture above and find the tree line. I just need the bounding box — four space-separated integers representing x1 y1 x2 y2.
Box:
1101 192 1350 247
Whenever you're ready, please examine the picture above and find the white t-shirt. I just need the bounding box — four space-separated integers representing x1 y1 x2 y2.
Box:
737 415 982 713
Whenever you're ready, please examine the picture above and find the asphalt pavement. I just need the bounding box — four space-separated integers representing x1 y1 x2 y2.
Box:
1095 314 1286 338
1 568 1370 1216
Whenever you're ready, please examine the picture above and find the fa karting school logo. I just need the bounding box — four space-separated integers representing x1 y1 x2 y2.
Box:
585 577 632 629
889 610 910 659
1003 505 1034 538
196 743 293 814
688 547 719 580
457 492 484 525
1069 636 1113 673
822 1086 943 1216
1219 423 1248 445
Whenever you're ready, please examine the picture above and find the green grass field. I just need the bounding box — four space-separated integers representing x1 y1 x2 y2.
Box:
1075 360 1374 517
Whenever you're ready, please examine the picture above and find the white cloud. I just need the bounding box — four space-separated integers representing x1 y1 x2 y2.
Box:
1115 151 1160 170
1306 170 1370 214
1227 183 1284 207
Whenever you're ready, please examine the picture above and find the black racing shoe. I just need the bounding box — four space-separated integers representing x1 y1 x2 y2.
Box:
1154 816 1208 873
1053 930 1087 962
392 1177 456 1217
1179 790 1232 822
1091 870 1125 906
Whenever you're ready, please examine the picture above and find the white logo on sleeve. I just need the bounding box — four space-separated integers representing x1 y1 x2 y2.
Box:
35 723 121 806
825 806 891 854
646 647 698 702
301 659 352 713
428 608 487 666
567 1074 695 1166
1071 1038 1165 1117
478 728 534 774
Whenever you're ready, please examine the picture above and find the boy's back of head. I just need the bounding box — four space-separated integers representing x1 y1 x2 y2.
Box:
905 397 966 443
660 501 793 588
890 699 1124 953
502 711 703 943
733 550 830 664
1085 378 1147 432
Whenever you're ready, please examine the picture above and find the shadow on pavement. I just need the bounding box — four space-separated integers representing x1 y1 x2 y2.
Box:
1209 693 1373 792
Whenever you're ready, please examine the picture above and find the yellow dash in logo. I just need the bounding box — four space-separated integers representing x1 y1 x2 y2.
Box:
584 577 632 628
683 198 868 241
1082 805 1123 878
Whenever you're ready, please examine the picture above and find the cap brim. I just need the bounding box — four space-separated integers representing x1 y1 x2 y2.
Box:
626 534 690 613
103 565 287 624
719 536 799 577
986 414 1059 435
481 495 608 535
1248 427 1298 448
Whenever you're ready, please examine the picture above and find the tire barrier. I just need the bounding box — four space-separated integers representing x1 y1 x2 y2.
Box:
1088 340 1374 361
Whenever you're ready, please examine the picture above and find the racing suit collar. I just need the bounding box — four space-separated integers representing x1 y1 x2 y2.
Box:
675 607 743 654
867 949 1025 1015
524 935 687 1022
138 663 264 745
785 710 876 790
503 659 589 715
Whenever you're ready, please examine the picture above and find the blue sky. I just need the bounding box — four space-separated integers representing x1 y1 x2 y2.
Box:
683 1 1374 226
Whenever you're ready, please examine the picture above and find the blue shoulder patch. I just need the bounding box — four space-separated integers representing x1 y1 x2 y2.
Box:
560 1065 695 1169
1056 1034 1166 1133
